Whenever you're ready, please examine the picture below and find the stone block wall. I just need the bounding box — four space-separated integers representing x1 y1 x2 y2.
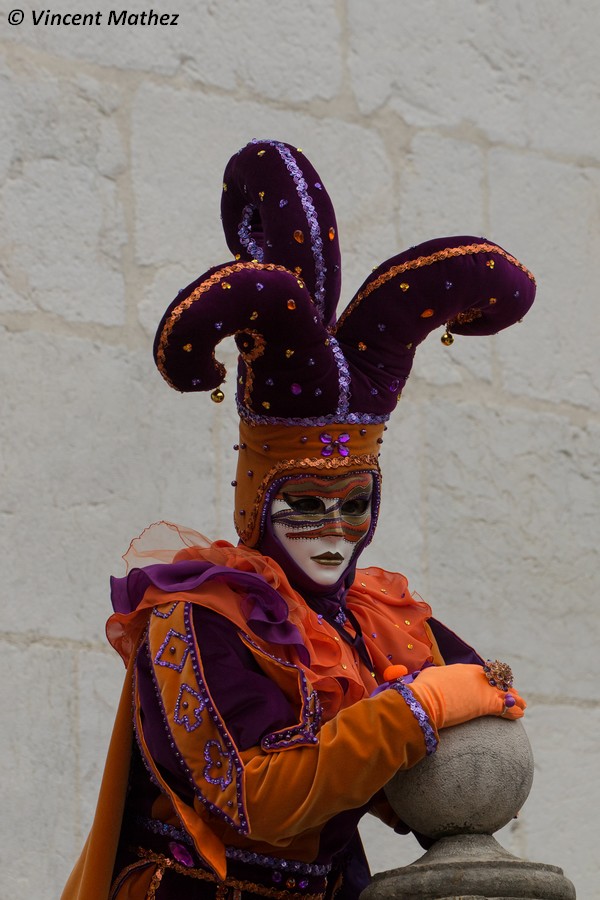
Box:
1 2 598 896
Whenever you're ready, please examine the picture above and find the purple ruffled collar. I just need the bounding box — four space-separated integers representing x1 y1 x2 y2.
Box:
110 557 310 666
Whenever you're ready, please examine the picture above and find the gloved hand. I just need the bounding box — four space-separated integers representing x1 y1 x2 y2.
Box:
406 663 526 730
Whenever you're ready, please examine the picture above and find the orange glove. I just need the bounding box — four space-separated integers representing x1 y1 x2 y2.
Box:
406 664 526 731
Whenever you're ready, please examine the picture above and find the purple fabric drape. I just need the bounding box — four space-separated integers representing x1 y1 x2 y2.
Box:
110 559 310 665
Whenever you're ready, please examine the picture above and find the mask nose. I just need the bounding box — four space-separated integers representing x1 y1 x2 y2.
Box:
325 507 345 538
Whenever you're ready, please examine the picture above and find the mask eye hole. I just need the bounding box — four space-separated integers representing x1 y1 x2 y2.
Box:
340 498 370 518
283 494 326 515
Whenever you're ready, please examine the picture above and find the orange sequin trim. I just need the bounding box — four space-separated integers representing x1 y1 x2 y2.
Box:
334 243 535 331
156 262 293 390
236 329 267 408
448 307 484 326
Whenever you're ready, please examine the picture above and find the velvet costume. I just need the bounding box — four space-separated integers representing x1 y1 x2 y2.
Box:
62 141 535 900
64 527 482 900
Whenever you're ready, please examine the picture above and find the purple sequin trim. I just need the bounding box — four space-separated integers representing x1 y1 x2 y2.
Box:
251 139 326 317
154 629 191 673
237 400 389 428
135 815 193 845
238 202 264 261
145 606 248 834
152 602 178 619
183 604 248 827
329 335 351 417
236 327 357 426
239 635 321 751
203 738 234 788
389 682 438 755
134 814 331 877
225 847 331 876
173 683 206 732
261 688 320 751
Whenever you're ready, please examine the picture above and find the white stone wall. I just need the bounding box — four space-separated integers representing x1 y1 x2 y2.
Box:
1 2 598 896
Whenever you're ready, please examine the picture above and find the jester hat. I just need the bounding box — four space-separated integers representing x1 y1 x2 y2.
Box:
154 139 536 547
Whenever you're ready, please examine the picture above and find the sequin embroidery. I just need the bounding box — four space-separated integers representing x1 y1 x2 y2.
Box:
152 602 178 619
174 683 206 732
251 139 327 318
335 243 536 331
389 681 438 755
203 739 234 789
143 603 248 834
238 203 264 262
154 629 191 673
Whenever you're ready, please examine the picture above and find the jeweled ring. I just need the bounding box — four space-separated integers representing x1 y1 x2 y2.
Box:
483 659 514 693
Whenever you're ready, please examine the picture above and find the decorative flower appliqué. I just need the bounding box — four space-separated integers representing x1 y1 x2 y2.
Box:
320 432 351 457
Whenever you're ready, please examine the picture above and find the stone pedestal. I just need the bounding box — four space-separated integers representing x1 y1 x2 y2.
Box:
361 718 575 900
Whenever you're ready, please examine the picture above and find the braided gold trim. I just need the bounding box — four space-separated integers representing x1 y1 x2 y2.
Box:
334 243 536 331
135 848 326 900
236 329 267 409
146 864 165 900
155 262 293 390
238 452 380 544
109 859 155 900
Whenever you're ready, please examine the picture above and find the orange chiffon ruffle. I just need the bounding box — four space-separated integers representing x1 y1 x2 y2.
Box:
107 522 438 721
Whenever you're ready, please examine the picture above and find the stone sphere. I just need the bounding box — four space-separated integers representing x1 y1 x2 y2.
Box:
384 716 534 838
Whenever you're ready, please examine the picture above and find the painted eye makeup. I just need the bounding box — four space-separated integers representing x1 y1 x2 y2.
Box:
340 497 370 517
283 495 326 515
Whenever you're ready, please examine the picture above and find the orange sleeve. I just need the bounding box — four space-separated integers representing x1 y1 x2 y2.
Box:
143 600 438 861
238 686 437 846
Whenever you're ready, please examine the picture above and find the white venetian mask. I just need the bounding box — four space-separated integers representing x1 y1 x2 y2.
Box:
270 473 373 586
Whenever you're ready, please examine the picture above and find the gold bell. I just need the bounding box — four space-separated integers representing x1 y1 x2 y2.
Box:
441 330 454 346
211 388 225 403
